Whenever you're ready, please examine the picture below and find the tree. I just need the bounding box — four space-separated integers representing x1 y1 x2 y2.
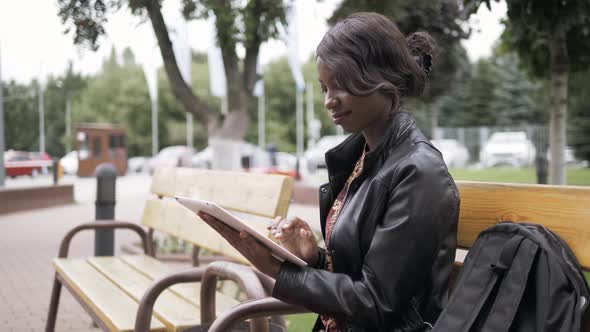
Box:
2 81 37 152
466 0 590 184
258 54 342 153
568 69 590 164
438 52 546 128
57 0 288 140
71 48 215 156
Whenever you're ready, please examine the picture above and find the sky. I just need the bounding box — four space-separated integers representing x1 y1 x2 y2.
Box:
0 0 507 84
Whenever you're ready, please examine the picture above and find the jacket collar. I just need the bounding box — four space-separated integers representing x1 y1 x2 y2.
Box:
324 112 416 189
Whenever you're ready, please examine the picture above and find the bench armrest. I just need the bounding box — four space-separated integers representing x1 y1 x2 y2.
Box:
134 262 271 332
200 261 271 332
58 220 153 258
134 266 207 332
208 297 309 332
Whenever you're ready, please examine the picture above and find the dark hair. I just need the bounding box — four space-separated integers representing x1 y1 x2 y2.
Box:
316 12 436 110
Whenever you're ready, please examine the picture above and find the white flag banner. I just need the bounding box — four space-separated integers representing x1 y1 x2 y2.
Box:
172 16 192 86
142 63 158 102
278 2 305 92
253 79 264 97
208 17 227 97
253 56 264 97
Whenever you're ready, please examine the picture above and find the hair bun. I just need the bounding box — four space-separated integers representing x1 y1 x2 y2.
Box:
406 32 436 77
420 52 433 76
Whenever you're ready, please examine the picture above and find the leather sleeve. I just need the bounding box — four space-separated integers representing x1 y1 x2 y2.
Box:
273 152 459 329
313 247 327 269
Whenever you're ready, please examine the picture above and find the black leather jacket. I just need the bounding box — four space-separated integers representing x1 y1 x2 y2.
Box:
272 112 460 332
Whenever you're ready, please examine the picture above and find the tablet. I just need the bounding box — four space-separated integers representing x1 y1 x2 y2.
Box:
175 196 307 267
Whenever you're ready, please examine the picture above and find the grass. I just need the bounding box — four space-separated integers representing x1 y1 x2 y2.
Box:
285 313 318 332
449 167 590 186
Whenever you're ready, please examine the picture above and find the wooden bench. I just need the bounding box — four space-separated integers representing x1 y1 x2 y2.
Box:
205 181 590 331
45 167 293 332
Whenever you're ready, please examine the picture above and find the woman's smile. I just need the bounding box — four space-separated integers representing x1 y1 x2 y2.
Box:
331 110 352 125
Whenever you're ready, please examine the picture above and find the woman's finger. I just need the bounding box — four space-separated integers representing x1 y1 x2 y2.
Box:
268 216 283 230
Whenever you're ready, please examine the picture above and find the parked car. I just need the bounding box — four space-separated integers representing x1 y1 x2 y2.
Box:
248 151 302 179
480 131 536 168
191 147 213 169
147 146 196 174
304 135 349 171
430 139 470 168
4 150 49 178
546 146 578 165
127 156 149 173
60 151 79 175
191 142 267 170
29 151 53 174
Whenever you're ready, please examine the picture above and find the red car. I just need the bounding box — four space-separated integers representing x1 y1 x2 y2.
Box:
4 150 52 178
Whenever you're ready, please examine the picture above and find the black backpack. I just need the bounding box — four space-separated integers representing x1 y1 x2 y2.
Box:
433 222 590 332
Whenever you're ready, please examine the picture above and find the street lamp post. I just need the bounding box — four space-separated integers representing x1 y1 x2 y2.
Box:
0 43 5 187
65 93 72 152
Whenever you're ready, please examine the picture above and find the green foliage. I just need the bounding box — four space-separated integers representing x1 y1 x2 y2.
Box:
468 0 590 77
568 69 590 163
180 0 287 48
438 52 546 127
2 81 37 152
260 58 298 152
3 60 86 157
73 48 214 156
257 55 336 153
57 0 290 140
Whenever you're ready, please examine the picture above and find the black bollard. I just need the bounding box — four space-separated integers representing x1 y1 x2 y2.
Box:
535 154 549 185
94 163 117 256
52 157 59 185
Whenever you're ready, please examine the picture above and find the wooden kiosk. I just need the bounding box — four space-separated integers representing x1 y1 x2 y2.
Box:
75 124 128 176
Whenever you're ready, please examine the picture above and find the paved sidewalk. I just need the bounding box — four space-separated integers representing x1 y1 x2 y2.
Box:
0 175 320 331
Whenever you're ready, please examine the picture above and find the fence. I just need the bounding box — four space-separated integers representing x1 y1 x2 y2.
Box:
434 125 548 167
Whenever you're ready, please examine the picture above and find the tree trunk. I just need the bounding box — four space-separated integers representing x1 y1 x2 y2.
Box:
144 0 209 129
548 25 569 185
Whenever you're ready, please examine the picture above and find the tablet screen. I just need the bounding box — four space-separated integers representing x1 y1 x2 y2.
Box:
176 196 307 267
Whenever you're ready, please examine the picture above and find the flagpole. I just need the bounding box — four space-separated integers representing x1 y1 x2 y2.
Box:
38 62 45 154
258 86 265 149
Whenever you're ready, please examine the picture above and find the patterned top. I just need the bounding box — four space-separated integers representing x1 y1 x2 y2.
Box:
321 146 367 332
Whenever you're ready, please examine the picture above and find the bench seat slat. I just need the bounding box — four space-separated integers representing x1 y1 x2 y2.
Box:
53 258 166 332
87 257 202 332
120 254 239 310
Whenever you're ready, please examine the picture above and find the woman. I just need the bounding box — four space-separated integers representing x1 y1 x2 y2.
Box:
198 12 459 332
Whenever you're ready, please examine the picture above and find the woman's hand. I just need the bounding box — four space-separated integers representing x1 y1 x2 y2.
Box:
269 216 319 267
197 211 282 278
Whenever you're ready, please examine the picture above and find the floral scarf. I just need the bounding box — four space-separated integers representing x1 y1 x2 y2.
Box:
321 146 366 332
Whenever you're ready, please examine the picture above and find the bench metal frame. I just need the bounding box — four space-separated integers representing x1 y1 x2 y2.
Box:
45 220 279 332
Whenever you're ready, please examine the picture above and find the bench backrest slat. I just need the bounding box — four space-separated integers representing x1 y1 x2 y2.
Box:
457 181 590 270
141 167 294 262
149 167 293 218
141 199 267 263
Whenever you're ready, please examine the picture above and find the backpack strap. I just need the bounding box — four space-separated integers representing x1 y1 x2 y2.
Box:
433 235 538 332
433 243 503 331
492 235 527 273
481 237 539 332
